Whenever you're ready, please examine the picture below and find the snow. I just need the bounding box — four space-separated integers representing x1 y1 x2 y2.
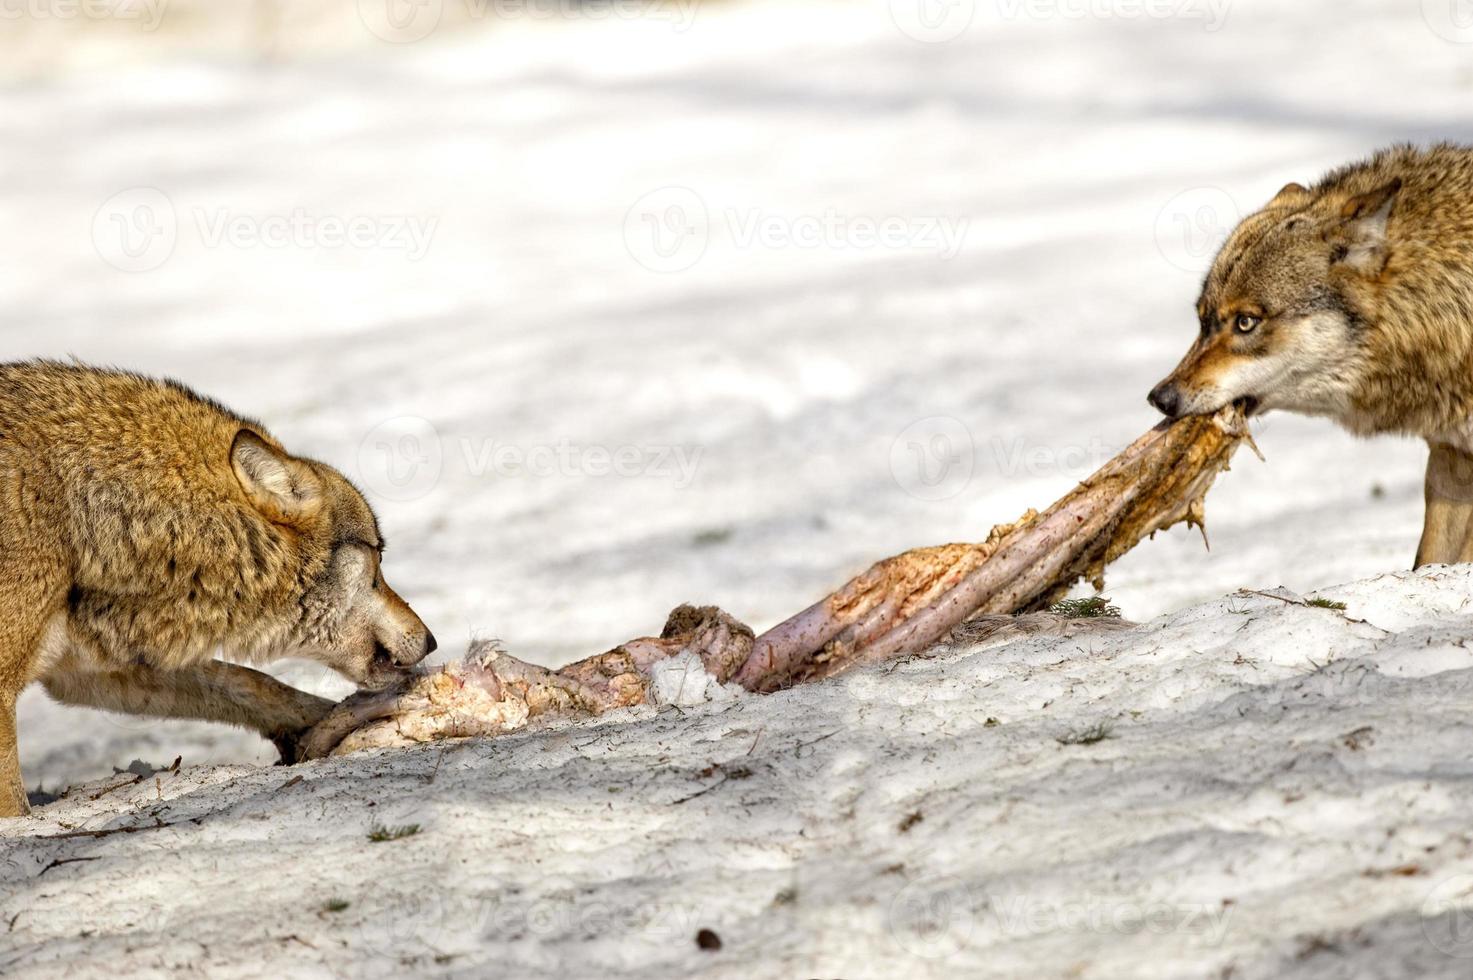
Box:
9 567 1473 977
648 651 743 707
4 0 1473 974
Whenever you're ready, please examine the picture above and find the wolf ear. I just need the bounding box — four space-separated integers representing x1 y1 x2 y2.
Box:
231 430 323 526
1330 178 1402 276
1269 182 1310 208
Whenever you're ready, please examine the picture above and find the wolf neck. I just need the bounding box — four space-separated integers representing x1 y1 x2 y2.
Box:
1345 277 1473 443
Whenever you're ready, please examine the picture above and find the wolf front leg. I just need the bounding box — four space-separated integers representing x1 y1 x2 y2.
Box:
1415 441 1473 568
0 694 24 817
0 561 69 818
41 660 337 764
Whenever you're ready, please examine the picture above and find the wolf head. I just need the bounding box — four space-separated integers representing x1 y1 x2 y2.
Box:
1147 178 1402 422
231 430 437 690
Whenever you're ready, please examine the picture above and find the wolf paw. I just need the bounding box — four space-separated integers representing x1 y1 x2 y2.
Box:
271 730 308 766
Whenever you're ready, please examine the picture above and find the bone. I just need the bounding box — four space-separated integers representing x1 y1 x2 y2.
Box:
301 606 753 758
299 408 1249 758
736 408 1247 689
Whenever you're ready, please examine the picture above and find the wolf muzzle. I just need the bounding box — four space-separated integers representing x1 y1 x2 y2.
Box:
1147 381 1183 418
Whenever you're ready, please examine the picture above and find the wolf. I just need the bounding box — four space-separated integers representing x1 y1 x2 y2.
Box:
1148 143 1473 570
0 361 436 817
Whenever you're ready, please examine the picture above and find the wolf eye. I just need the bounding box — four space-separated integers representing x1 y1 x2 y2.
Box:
1234 314 1262 334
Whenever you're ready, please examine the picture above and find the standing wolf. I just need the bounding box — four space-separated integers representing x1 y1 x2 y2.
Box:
0 361 436 817
1148 143 1473 568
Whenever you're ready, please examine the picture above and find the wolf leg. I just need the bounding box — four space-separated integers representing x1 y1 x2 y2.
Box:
42 660 337 764
0 569 68 818
0 696 27 817
1416 441 1473 568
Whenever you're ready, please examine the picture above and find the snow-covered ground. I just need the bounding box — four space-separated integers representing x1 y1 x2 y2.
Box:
3 0 1473 974
9 568 1473 978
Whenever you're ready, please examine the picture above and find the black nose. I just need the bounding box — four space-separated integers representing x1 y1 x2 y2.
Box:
1148 382 1181 418
424 630 438 656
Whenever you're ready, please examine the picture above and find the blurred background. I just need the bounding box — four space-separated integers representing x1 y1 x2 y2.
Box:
4 0 1462 788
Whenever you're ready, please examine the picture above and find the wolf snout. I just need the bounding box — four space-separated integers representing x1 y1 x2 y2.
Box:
375 628 436 669
402 627 437 664
1147 381 1182 418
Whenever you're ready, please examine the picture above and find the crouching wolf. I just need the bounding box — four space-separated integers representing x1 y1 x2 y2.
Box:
1148 143 1473 569
0 361 436 817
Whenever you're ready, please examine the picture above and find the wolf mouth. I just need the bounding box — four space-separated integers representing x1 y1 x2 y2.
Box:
362 640 411 691
1236 396 1261 417
371 640 401 671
